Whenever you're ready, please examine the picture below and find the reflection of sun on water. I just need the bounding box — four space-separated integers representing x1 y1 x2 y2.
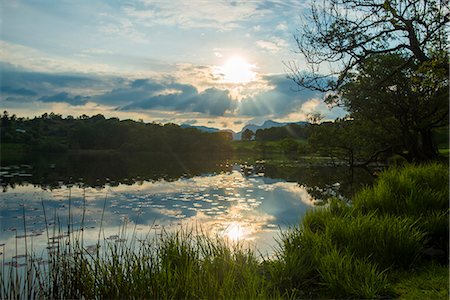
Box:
223 222 247 241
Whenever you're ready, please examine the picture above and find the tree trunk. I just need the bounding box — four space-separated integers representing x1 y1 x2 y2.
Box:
405 129 438 161
419 129 438 160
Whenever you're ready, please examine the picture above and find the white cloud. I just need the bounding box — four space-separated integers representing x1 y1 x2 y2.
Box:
256 37 288 53
301 98 321 113
256 40 281 53
275 22 288 31
0 41 116 74
81 48 113 55
123 0 266 30
278 98 346 123
98 18 148 44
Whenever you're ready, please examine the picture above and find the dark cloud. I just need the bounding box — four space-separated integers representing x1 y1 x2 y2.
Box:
0 62 111 106
120 86 235 116
238 74 322 117
0 85 37 96
38 92 90 106
1 64 102 91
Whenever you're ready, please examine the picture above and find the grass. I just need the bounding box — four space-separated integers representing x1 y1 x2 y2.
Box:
390 263 449 299
1 162 448 299
1 226 277 299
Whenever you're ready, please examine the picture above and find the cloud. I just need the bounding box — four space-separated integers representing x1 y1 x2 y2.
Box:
256 38 288 53
0 41 117 74
0 85 37 96
98 17 148 44
300 99 320 113
38 92 90 106
122 0 265 30
0 62 116 104
238 74 322 117
81 48 113 55
256 40 281 53
276 22 288 31
120 86 235 116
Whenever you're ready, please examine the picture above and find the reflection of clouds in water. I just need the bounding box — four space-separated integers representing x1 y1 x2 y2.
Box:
0 170 316 260
269 182 317 206
111 170 252 195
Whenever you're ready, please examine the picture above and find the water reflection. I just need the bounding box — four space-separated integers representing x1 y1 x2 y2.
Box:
1 168 317 260
0 153 374 262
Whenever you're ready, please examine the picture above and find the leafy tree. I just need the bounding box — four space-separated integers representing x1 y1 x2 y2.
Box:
337 53 448 160
255 124 310 141
241 129 254 141
309 118 397 166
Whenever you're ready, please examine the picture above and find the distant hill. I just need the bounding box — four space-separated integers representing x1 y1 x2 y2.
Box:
181 120 309 140
236 120 309 140
181 124 238 139
180 124 221 133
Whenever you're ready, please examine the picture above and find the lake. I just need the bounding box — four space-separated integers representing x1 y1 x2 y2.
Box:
0 152 374 263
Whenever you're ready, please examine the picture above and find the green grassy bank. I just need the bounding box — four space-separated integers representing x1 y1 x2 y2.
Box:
1 163 448 299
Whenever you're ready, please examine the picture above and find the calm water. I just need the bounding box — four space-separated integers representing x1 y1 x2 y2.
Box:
0 152 374 263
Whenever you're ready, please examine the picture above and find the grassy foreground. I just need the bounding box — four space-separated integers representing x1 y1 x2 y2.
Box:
1 163 448 299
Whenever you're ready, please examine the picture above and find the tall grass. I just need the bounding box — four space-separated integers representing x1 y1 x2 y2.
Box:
353 163 449 216
303 209 424 268
1 226 277 299
353 163 449 254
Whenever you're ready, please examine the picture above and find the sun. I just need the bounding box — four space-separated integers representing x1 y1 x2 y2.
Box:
219 56 256 84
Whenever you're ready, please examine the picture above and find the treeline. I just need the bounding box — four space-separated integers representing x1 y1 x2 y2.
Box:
0 112 232 153
253 123 309 141
237 118 448 165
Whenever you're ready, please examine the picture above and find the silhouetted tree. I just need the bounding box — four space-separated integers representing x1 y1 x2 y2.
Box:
241 129 254 141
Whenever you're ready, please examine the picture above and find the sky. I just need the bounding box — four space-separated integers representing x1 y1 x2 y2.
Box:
0 0 345 132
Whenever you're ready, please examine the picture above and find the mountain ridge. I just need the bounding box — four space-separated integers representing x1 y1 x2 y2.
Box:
182 120 309 140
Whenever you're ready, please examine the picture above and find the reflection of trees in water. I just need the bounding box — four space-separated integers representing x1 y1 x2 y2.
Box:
1 152 233 191
263 164 375 201
1 153 374 200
